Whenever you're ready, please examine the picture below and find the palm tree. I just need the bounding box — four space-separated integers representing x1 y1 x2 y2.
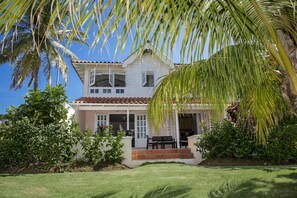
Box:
0 2 85 90
0 0 296 141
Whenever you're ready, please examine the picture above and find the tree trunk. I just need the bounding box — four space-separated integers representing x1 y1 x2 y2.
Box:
277 30 297 115
33 67 39 90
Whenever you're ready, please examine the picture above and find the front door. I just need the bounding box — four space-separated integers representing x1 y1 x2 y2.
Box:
135 114 147 147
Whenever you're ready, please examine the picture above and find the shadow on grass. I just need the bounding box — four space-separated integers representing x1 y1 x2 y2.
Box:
130 185 191 198
209 175 297 198
198 165 297 172
278 172 297 180
91 191 119 198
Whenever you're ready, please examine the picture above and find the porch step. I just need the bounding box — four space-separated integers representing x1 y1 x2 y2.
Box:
132 148 194 160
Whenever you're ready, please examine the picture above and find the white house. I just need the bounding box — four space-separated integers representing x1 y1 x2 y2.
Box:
71 41 212 148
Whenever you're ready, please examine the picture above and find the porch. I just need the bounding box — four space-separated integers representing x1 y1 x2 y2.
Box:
121 135 203 167
132 148 193 160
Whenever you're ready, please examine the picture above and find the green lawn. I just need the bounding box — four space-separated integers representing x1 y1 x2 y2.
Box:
1 163 297 198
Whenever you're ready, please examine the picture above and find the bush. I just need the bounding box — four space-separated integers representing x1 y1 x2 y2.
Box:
196 120 264 160
196 117 297 164
0 117 79 170
81 127 124 167
265 117 297 164
0 85 80 171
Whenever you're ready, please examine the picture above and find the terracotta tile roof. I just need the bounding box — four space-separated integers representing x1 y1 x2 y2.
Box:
71 60 122 64
72 97 203 105
72 97 150 104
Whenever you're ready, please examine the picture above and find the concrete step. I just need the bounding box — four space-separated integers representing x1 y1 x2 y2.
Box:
132 148 194 160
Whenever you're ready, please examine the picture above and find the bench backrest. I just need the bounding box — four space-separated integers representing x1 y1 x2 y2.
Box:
152 136 173 141
152 136 163 141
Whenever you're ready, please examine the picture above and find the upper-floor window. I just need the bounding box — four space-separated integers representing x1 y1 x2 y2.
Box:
142 71 154 87
114 74 125 87
94 74 111 87
89 69 125 87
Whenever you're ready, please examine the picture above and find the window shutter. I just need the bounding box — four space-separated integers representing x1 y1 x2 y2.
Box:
109 69 114 87
89 68 96 86
142 71 147 86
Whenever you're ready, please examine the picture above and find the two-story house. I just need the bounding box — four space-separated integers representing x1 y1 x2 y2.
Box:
71 41 212 148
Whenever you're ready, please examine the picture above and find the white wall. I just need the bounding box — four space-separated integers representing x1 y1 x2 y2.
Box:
82 54 171 97
124 54 170 97
75 136 133 166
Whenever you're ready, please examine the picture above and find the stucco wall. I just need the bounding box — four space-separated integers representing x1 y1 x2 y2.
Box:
75 136 133 165
85 111 95 132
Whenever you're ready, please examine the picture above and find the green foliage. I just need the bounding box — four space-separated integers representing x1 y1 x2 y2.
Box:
0 1 87 90
2 85 68 124
196 118 297 164
81 127 124 167
265 116 297 164
0 85 80 170
196 120 263 160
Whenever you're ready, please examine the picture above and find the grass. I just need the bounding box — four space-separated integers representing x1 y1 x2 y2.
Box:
1 163 297 198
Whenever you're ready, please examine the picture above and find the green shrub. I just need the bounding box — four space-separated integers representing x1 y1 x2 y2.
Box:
196 117 297 164
0 117 79 170
0 85 80 170
265 117 297 164
196 120 263 159
81 127 124 167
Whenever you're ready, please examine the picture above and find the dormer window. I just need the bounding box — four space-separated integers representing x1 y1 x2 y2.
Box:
142 71 154 87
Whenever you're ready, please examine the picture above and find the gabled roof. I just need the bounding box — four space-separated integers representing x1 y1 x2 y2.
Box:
71 41 177 81
122 41 175 69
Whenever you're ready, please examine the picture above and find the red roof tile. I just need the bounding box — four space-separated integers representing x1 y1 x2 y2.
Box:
72 97 150 104
71 60 122 64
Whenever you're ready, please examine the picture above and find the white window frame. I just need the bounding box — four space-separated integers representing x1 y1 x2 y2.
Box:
136 114 147 139
142 71 147 86
89 68 96 86
97 114 108 128
109 70 115 87
142 71 154 87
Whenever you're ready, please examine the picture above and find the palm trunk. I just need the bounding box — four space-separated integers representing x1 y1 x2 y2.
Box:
33 67 39 90
277 30 297 115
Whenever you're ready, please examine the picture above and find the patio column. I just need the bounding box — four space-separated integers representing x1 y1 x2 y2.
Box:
126 109 130 130
175 108 180 148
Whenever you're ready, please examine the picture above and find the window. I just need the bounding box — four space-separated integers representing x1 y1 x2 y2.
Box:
89 68 96 86
93 74 112 87
97 114 107 128
114 74 125 87
90 72 125 87
136 115 147 139
142 71 154 87
90 88 99 94
103 89 111 93
116 89 124 94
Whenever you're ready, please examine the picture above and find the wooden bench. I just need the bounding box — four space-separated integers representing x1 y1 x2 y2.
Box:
147 136 177 149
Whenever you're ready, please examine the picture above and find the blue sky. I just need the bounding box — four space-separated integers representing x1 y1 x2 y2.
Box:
0 33 186 114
